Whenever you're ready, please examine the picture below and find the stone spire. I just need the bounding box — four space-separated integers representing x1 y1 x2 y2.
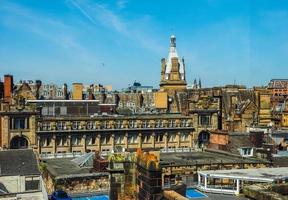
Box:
159 35 187 93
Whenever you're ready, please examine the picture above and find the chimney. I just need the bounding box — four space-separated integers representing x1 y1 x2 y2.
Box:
0 80 4 99
35 80 42 99
4 74 13 103
72 83 83 100
63 83 68 100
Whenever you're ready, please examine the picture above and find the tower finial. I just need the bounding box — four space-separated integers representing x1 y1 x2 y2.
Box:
170 35 176 47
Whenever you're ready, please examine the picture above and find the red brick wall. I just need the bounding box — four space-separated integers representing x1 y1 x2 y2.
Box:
209 131 229 146
4 75 13 101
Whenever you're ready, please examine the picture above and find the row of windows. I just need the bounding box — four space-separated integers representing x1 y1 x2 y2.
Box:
39 133 190 147
42 90 64 97
40 120 192 131
9 117 29 130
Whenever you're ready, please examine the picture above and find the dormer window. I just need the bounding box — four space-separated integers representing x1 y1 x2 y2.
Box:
239 147 253 157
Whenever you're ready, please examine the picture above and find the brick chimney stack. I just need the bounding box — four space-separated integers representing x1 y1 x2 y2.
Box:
4 74 13 103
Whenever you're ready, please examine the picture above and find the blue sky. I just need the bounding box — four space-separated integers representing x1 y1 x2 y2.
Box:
0 0 288 89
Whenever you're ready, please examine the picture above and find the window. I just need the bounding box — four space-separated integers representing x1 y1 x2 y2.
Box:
142 134 151 143
168 120 173 127
56 136 67 146
71 136 82 146
240 148 253 157
72 121 81 130
40 137 51 147
128 134 138 144
156 133 164 142
128 121 135 128
101 135 110 145
115 135 124 144
56 122 65 130
86 135 96 145
10 117 28 130
116 121 122 129
199 115 210 126
57 90 63 97
25 176 40 191
180 133 189 141
168 133 176 142
42 122 51 131
87 121 94 130
155 120 161 128
60 107 67 115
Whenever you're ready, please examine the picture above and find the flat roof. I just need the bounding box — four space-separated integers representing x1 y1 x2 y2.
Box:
27 99 100 103
160 151 268 167
199 167 288 182
44 158 108 180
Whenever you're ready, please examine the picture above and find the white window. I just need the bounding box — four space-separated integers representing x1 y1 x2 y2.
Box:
57 122 65 130
42 122 51 131
168 133 176 142
87 121 94 130
56 136 67 146
128 134 138 144
180 133 189 141
142 135 150 143
115 135 124 144
72 121 80 130
156 133 164 142
129 121 135 128
40 137 51 147
240 148 253 157
86 136 96 145
116 121 122 129
101 135 110 145
72 136 82 146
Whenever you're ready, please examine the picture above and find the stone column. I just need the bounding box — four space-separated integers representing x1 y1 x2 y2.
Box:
124 132 128 150
164 132 168 149
3 116 10 148
25 117 28 129
151 132 155 149
30 116 36 146
96 134 101 152
176 132 181 148
198 173 201 186
138 132 142 149
83 134 87 153
67 134 72 153
111 134 115 151
189 132 194 148
52 134 56 154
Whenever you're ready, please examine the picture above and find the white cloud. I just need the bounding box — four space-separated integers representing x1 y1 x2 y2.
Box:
70 0 165 54
0 1 98 65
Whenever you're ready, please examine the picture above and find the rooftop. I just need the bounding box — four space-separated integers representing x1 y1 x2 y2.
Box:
44 158 108 180
0 149 40 176
199 167 288 182
160 151 268 167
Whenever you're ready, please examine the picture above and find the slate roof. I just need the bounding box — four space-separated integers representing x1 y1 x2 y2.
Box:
226 133 255 155
0 149 40 176
45 158 108 180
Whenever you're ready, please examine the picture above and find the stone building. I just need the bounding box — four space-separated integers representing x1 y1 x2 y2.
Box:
221 86 258 132
0 82 37 150
160 35 186 93
0 149 46 200
268 79 288 97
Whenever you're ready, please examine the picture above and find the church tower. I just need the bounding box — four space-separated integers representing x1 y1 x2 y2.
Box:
160 35 187 93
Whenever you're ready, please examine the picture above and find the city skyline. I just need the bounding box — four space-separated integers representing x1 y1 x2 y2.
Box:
1 0 288 89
